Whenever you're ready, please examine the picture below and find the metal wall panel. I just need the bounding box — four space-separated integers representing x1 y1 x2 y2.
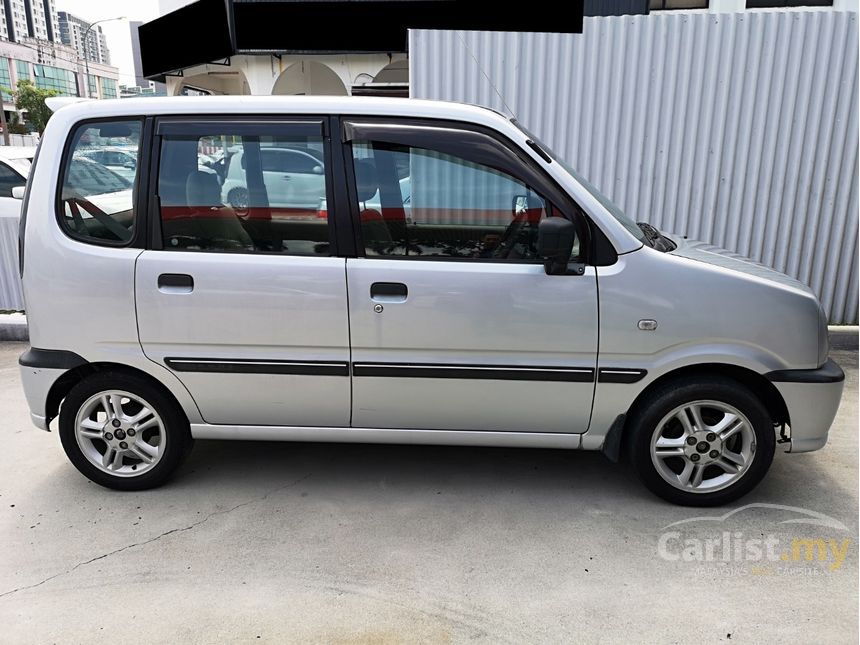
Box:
410 11 859 323
0 216 23 310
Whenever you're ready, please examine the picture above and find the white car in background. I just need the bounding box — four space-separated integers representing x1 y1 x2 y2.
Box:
221 146 325 213
0 146 36 218
75 146 138 183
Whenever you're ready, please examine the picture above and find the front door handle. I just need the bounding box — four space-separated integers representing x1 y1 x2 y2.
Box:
370 282 407 302
158 273 194 293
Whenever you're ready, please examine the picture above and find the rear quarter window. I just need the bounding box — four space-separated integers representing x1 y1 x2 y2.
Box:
57 119 143 246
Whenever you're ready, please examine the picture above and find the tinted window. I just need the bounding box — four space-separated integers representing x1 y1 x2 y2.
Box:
59 120 141 244
351 141 564 261
0 161 23 197
157 128 330 254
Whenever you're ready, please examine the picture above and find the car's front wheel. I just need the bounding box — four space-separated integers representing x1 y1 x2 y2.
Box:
627 376 776 506
59 372 193 491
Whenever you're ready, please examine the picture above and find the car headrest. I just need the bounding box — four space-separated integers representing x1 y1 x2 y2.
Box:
353 159 378 203
186 170 221 207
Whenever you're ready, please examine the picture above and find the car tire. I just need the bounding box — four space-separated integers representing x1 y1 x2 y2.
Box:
227 187 249 214
58 371 193 491
627 375 775 507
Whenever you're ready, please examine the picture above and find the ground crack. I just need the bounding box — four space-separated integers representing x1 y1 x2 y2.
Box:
0 473 312 599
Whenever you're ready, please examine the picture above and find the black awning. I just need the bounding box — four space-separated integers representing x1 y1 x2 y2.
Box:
139 0 234 79
140 0 584 79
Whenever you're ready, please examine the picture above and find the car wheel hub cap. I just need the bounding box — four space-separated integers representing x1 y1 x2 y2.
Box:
650 400 756 494
74 390 166 478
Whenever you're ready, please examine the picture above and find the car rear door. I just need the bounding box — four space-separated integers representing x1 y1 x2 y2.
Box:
341 119 599 434
135 117 350 427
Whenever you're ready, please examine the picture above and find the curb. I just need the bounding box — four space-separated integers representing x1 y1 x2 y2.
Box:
829 326 859 351
0 314 27 342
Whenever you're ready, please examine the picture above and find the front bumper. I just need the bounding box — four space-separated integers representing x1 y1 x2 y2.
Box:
768 358 845 453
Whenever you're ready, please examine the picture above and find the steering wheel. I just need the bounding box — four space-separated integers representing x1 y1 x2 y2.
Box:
66 196 131 242
494 211 539 259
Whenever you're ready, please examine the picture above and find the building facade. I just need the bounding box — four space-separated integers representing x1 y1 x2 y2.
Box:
0 0 59 43
0 2 120 129
58 10 111 66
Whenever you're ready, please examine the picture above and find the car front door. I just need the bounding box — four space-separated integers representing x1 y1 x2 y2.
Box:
135 118 350 427
342 120 599 433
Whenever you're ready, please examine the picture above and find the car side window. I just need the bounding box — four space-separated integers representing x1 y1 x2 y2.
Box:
350 140 566 261
156 125 330 255
58 119 141 245
0 161 23 197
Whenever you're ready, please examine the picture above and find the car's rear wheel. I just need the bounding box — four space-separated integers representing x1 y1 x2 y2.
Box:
627 376 775 506
59 372 192 491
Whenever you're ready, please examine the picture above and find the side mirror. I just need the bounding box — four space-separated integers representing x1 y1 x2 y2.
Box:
123 161 136 169
538 216 576 275
11 185 25 199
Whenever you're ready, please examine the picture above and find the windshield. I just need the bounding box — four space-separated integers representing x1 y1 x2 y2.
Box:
511 121 647 244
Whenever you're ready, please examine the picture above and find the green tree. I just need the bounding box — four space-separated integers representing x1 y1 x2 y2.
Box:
13 80 58 134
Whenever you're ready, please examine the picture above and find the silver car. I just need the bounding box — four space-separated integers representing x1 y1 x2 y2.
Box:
18 96 844 505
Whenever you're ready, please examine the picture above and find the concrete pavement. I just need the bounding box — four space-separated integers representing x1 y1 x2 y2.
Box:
0 341 857 643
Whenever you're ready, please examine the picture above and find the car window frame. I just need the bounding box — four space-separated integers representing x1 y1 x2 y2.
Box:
0 160 24 197
340 116 592 265
54 116 148 249
148 115 340 256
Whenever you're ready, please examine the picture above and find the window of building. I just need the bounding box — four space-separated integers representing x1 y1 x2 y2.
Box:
0 58 12 102
100 77 117 99
350 140 563 261
15 60 30 82
59 119 142 245
746 0 832 6
33 64 77 96
157 123 330 255
650 0 709 8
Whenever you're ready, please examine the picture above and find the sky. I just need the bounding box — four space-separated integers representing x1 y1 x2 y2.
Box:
54 0 163 86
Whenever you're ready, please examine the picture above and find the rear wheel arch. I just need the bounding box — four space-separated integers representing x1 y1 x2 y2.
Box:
46 362 190 429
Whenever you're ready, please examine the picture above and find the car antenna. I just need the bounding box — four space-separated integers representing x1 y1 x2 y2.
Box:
455 30 517 120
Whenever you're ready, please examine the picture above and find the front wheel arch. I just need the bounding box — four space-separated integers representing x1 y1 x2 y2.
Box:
604 363 789 463
633 363 788 426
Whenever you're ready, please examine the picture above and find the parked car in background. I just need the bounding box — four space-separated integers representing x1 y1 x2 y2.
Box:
0 146 36 218
75 146 138 183
18 96 844 506
221 146 325 215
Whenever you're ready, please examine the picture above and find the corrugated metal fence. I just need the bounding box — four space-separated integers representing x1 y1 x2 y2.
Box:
410 10 859 323
0 215 22 310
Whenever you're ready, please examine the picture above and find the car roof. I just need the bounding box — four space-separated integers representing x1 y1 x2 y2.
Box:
48 96 512 131
0 145 36 160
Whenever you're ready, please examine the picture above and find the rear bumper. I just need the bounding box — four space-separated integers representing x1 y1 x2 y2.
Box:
18 348 87 432
768 359 845 453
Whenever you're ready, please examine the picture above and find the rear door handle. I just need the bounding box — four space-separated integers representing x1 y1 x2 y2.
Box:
370 282 407 302
158 273 194 293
